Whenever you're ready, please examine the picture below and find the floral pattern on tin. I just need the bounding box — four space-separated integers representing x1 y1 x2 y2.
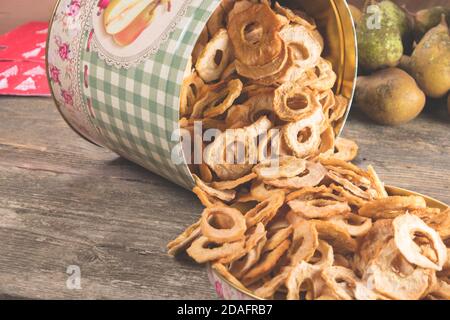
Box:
47 0 103 144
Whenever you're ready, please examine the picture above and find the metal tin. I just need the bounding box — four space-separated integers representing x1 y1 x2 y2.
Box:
46 0 357 190
208 185 450 300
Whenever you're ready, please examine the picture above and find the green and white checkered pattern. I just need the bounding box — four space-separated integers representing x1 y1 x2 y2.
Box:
81 0 219 189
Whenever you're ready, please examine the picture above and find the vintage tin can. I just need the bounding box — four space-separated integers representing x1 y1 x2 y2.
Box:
46 0 357 189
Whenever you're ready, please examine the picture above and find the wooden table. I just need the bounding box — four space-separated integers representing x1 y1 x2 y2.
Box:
0 96 449 299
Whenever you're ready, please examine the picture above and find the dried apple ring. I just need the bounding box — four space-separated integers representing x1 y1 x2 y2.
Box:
313 220 357 254
286 261 320 300
252 47 298 86
309 240 334 268
186 236 245 263
245 190 285 227
329 95 349 123
199 162 213 183
245 90 277 123
230 233 267 278
321 266 358 300
273 81 322 122
193 186 225 208
364 239 435 300
274 2 316 30
286 185 334 202
279 24 321 71
319 89 336 120
327 213 373 237
167 220 201 256
359 196 427 219
228 3 283 66
265 161 327 189
263 225 293 253
329 184 368 208
327 171 371 200
225 104 251 128
306 58 337 92
220 60 237 81
227 0 253 23
196 29 233 83
253 268 290 299
193 174 236 202
250 180 278 201
235 42 288 80
334 137 359 162
393 213 447 271
201 207 247 243
314 125 335 158
180 72 204 117
253 155 307 180
288 199 351 219
367 165 388 198
211 172 257 190
204 116 272 180
203 79 243 118
241 238 291 286
257 127 291 162
218 222 266 264
282 108 324 158
289 220 319 266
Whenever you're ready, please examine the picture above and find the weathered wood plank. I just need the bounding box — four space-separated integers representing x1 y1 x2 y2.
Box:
0 96 449 299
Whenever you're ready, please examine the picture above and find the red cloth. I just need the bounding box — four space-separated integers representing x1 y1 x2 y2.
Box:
0 22 50 96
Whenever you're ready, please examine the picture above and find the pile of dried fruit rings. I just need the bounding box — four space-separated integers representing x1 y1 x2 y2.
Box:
168 0 450 300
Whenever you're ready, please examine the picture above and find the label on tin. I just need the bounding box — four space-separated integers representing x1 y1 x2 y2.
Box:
91 0 192 68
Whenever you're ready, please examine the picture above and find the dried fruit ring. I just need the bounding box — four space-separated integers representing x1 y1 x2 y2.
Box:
253 155 307 180
334 137 359 162
289 220 319 266
186 236 245 263
274 81 322 122
228 3 283 66
201 207 247 243
279 24 322 71
321 266 358 300
245 190 285 227
359 196 427 219
282 108 324 158
327 213 373 237
308 240 334 268
286 261 319 300
393 213 447 271
265 161 327 189
196 29 233 83
288 198 351 219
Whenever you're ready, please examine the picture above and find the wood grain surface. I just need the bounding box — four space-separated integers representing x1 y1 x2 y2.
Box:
0 95 448 299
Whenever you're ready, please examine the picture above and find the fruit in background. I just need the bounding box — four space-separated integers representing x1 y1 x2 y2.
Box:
349 4 362 25
378 0 413 53
408 18 450 99
355 68 426 126
413 6 450 41
357 1 407 71
103 0 159 47
378 0 411 40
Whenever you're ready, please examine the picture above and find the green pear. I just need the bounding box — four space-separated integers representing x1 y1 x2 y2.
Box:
357 0 409 71
355 68 426 125
409 18 450 98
